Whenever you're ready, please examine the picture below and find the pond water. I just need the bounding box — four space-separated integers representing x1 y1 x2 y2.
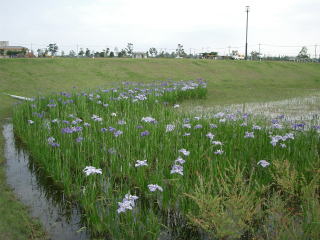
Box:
191 94 320 125
3 123 90 240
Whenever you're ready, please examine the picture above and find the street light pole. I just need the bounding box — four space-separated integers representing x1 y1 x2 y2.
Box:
245 6 250 60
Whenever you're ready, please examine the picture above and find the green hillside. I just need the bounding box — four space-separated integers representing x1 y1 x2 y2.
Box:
1 58 320 116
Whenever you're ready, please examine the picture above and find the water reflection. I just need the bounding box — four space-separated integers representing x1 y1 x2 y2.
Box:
3 124 89 240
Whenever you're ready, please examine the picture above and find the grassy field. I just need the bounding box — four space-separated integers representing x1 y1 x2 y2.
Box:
1 58 320 239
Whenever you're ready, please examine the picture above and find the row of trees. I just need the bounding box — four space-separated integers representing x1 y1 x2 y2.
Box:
36 43 58 57
6 42 315 61
249 46 313 61
35 43 189 58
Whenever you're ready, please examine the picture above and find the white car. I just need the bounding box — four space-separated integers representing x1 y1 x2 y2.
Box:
231 55 245 60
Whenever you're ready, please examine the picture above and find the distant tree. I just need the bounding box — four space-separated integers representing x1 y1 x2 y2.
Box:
6 50 20 57
36 48 48 57
231 50 239 56
158 51 165 58
69 50 76 57
109 51 114 57
78 48 84 57
187 53 196 58
250 51 261 60
0 49 4 55
85 48 91 57
170 51 177 58
297 46 309 60
176 44 186 57
47 43 58 56
91 51 98 57
126 43 133 56
99 51 105 57
149 47 158 57
37 49 43 57
105 48 110 57
44 48 49 57
61 51 65 57
118 49 127 58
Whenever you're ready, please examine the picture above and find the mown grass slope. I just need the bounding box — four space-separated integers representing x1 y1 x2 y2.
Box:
1 58 320 113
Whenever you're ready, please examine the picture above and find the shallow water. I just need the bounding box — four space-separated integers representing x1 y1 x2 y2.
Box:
191 94 320 125
3 123 89 240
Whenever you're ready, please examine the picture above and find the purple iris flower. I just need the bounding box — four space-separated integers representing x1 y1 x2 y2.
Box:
141 130 150 137
74 126 82 132
47 103 57 108
292 123 305 130
50 142 60 147
209 124 218 129
244 131 254 138
114 130 123 137
108 127 116 132
242 113 249 119
61 127 74 134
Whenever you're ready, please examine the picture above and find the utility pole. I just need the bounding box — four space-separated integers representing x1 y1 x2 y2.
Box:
259 43 261 61
76 44 79 58
315 44 317 60
245 6 250 60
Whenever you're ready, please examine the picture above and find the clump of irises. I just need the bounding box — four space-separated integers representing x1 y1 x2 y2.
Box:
12 79 320 239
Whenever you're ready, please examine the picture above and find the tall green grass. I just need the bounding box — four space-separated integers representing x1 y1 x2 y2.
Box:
13 79 320 239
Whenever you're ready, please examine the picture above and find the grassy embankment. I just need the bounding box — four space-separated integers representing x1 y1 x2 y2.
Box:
0 58 320 239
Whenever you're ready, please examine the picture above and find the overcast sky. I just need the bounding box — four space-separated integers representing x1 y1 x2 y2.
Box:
1 0 319 56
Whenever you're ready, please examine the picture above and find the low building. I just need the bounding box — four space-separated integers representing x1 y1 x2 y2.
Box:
200 52 218 60
0 41 28 56
132 51 147 58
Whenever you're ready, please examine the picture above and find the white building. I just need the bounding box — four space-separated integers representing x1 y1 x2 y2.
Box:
132 51 147 58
